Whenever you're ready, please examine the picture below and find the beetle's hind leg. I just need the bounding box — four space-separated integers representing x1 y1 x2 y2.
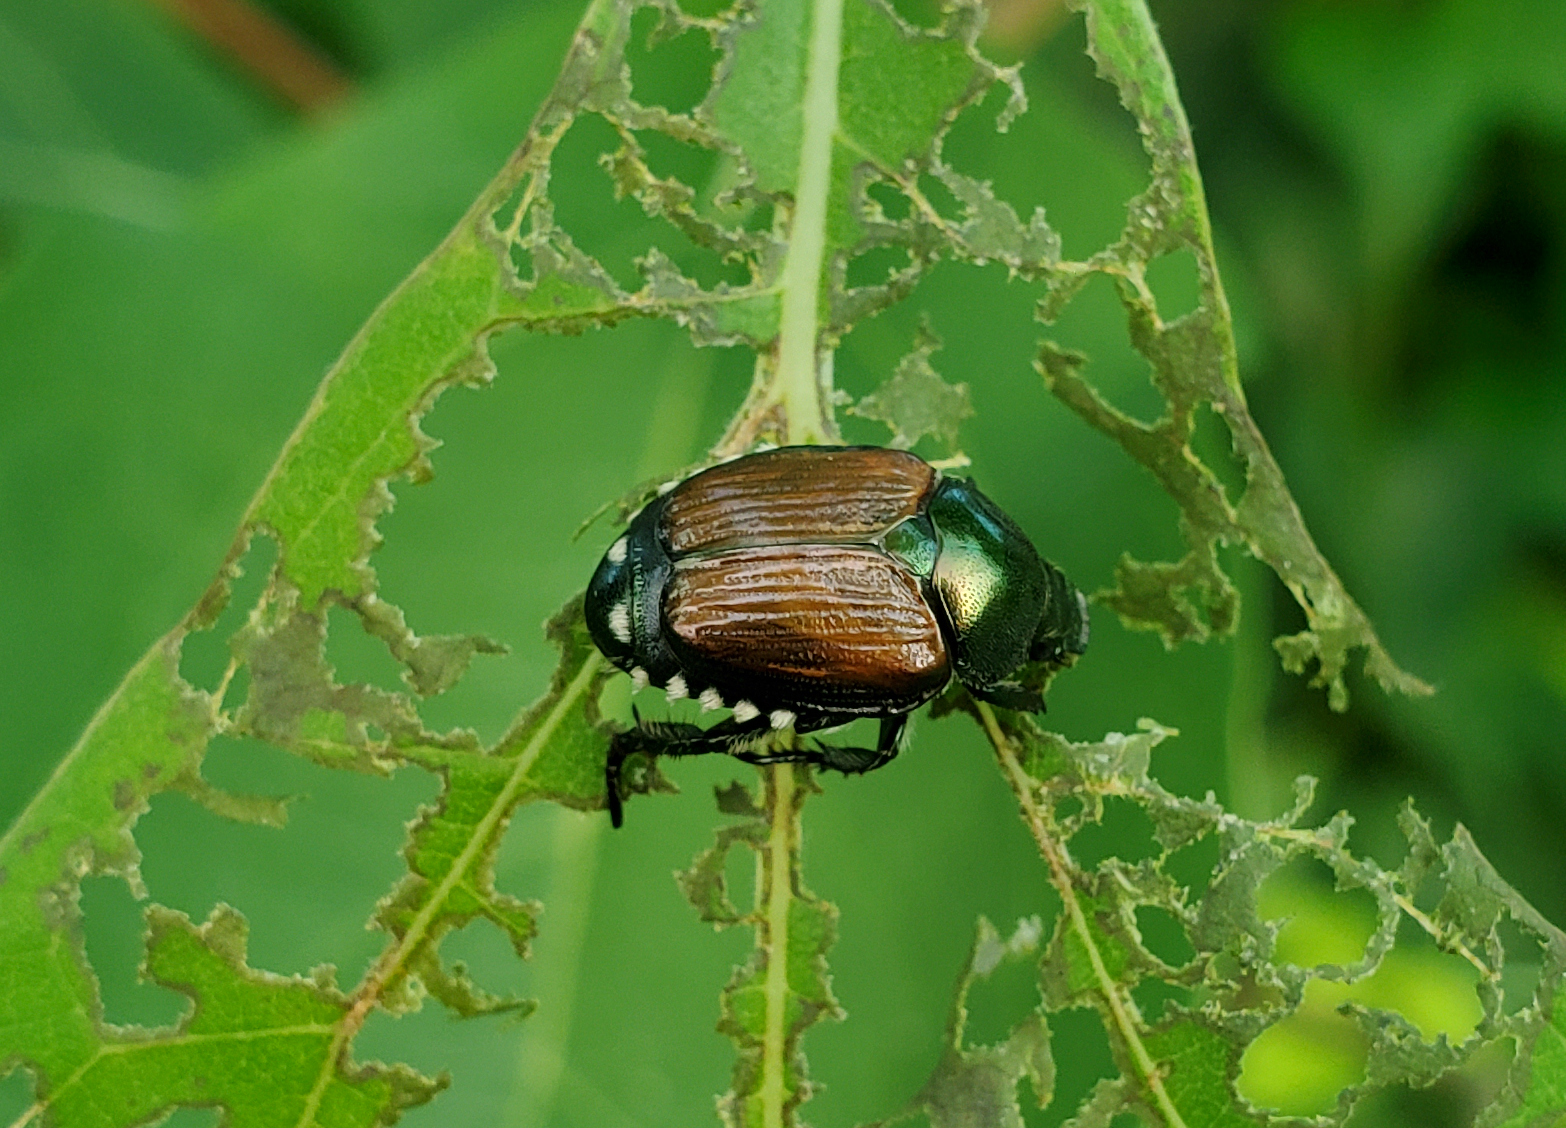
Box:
732 714 908 776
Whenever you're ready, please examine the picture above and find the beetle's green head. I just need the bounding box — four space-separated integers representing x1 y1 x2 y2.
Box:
1031 564 1090 667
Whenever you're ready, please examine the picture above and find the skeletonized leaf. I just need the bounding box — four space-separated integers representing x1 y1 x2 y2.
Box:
851 320 973 451
1040 0 1430 709
865 918 1053 1128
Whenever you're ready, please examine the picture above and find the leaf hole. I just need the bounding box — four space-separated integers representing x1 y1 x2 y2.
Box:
1065 797 1158 869
324 605 411 695
78 877 190 1028
628 7 722 116
723 822 757 910
865 177 911 223
1053 794 1085 823
1134 905 1194 969
1049 272 1168 424
1237 978 1369 1115
629 129 755 289
845 243 914 290
633 127 723 196
1495 917 1542 1017
1143 248 1201 324
1129 976 1189 1026
1257 859 1379 969
551 114 756 296
0 1071 31 1126
1015 1071 1049 1126
1189 401 1246 507
136 735 437 984
916 171 965 222
1036 1007 1115 1126
963 952 1042 1048
178 533 278 694
548 114 669 293
431 905 537 1007
1354 922 1487 1044
1162 830 1220 901
941 54 1141 261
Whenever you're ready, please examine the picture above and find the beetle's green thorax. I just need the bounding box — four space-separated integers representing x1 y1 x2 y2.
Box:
926 477 1052 692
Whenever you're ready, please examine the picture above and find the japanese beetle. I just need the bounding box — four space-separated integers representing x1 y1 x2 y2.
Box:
586 445 1088 826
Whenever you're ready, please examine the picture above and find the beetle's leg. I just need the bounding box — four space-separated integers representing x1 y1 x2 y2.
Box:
610 713 908 824
606 733 631 828
606 709 710 828
654 714 776 757
817 713 908 773
733 714 908 775
873 713 908 767
606 708 704 828
606 713 774 827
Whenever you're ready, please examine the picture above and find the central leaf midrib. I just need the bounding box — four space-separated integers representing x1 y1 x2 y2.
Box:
770 0 845 444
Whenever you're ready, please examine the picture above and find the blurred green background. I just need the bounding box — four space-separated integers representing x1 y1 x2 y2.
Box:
1 0 1562 1124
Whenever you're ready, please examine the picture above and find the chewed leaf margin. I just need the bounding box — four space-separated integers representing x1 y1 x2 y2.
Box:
2 0 1469 1124
924 698 1566 1125
0 642 444 1127
675 771 844 1127
862 916 1054 1128
1033 0 1432 709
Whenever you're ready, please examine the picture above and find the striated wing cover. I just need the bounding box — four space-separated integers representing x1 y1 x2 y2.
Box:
661 447 934 556
664 544 950 713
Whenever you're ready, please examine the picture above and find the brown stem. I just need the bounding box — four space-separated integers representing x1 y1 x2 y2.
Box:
146 0 352 114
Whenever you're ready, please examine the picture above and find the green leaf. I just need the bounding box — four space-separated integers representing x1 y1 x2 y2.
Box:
374 597 610 1014
246 223 531 611
681 766 842 1128
0 643 210 1094
58 905 438 1128
1487 997 1566 1128
1140 1020 1261 1127
0 0 1511 1122
954 696 1566 1125
0 647 434 1126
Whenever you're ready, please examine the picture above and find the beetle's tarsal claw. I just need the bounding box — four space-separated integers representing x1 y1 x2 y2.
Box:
817 743 883 774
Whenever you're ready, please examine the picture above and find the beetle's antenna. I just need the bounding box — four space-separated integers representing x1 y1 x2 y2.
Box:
572 496 620 542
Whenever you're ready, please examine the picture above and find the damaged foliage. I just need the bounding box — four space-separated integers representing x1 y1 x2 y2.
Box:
890 703 1566 1126
0 0 1528 1125
678 772 844 1127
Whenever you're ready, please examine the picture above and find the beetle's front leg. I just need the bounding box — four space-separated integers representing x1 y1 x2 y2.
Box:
606 713 775 827
968 679 1046 714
